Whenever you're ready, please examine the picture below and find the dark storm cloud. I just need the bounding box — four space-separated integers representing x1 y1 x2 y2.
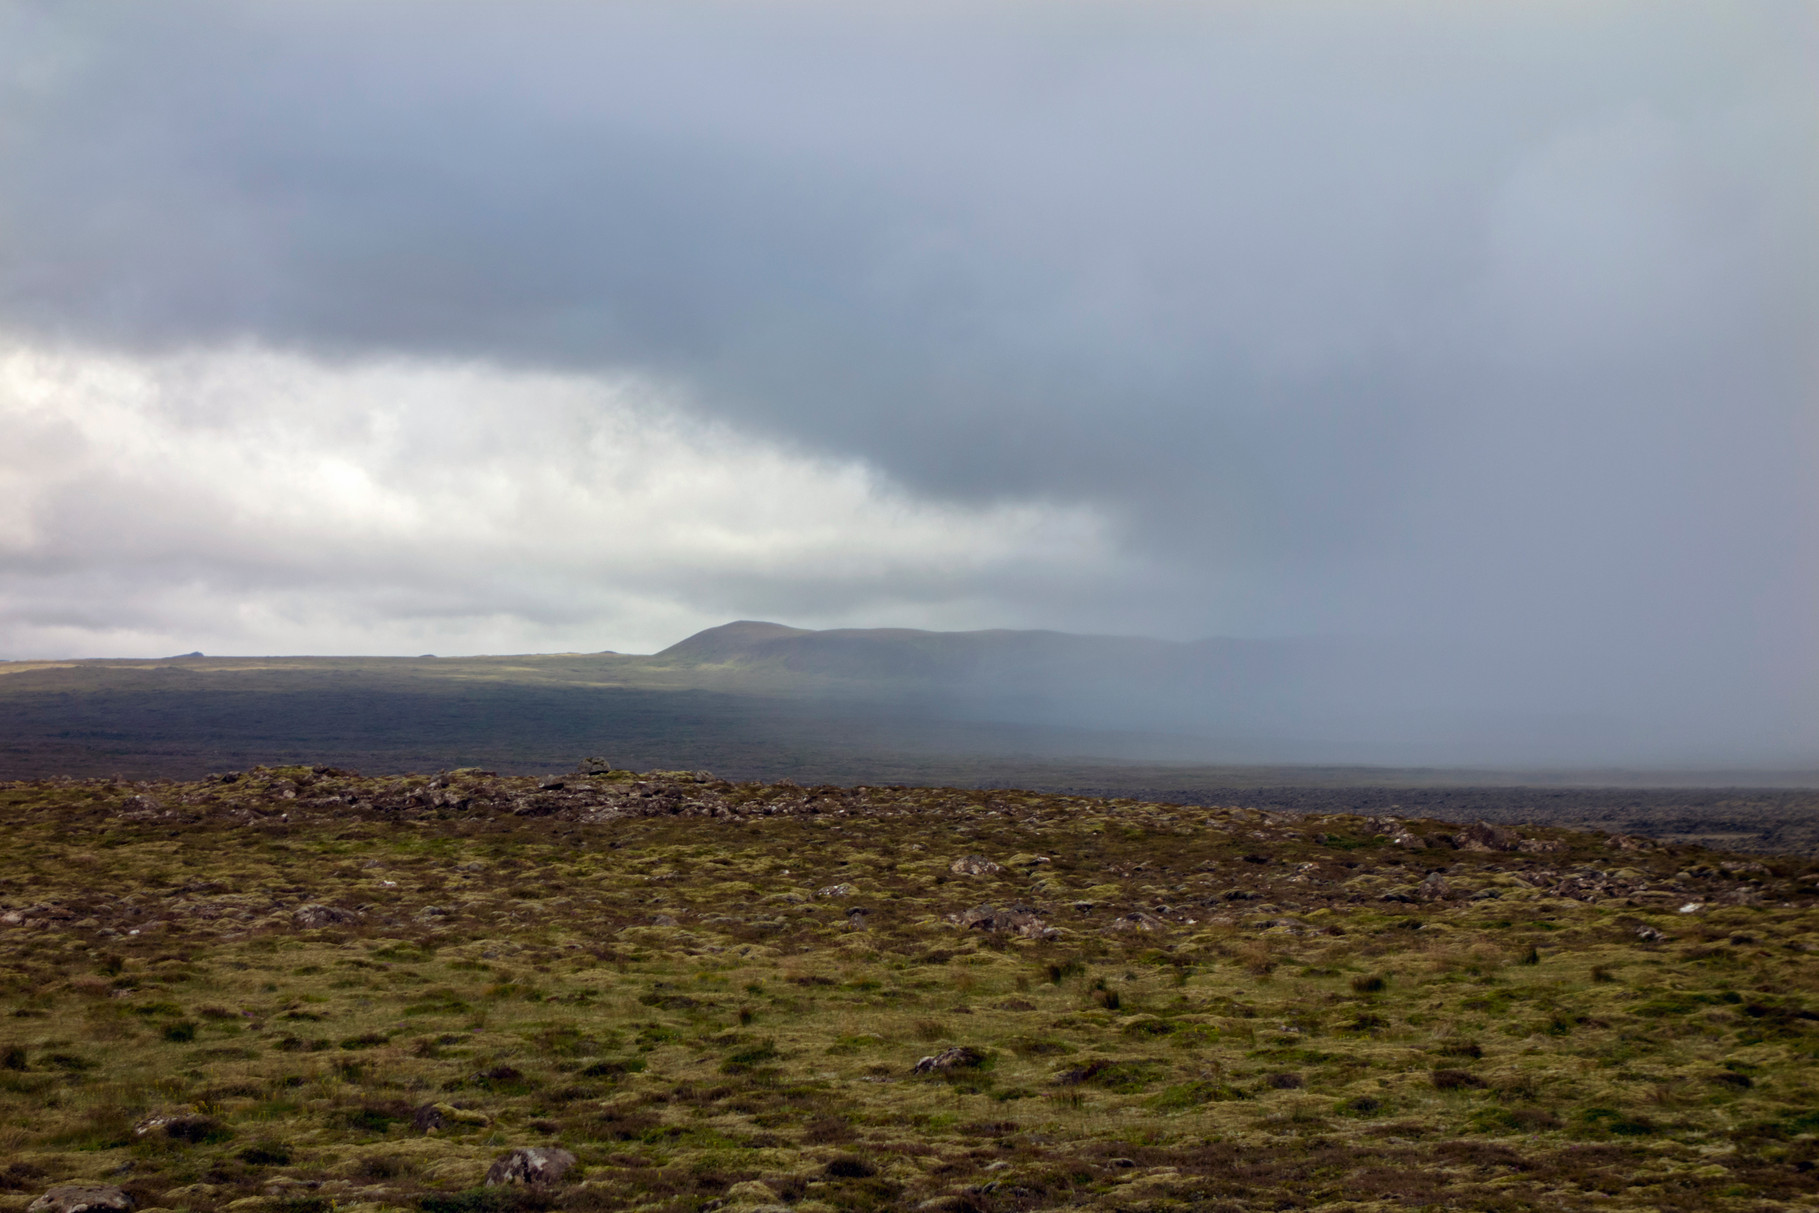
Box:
1 0 1814 761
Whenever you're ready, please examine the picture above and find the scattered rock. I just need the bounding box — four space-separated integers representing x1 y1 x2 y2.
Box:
913 1046 986 1074
1606 833 1657 852
485 1147 577 1186
817 883 857 898
949 855 1000 877
292 904 359 929
649 914 679 927
1369 818 1427 848
1108 911 1166 933
1635 924 1667 942
1416 872 1452 901
1453 822 1519 852
948 904 1056 939
28 1188 133 1213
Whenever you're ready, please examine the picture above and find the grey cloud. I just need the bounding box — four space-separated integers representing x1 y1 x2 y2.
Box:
0 0 1814 762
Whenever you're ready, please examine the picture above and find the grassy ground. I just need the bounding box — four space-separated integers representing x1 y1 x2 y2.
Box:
2 767 1818 1212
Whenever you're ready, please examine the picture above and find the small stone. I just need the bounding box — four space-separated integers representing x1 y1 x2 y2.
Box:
817 883 857 898
29 1187 134 1213
485 1147 577 1186
949 855 1001 876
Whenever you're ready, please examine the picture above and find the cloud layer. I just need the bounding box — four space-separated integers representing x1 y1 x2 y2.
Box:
0 1 1814 761
0 341 1112 656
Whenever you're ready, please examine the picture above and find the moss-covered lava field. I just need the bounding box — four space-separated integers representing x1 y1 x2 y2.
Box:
3 766 1819 1213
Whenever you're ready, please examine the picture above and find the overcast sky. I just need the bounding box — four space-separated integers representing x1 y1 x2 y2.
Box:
0 2 1814 761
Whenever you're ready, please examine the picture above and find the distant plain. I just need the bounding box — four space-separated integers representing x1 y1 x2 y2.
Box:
3 623 1813 854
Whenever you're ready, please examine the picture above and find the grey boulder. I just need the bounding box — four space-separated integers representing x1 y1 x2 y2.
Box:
485 1147 577 1186
29 1187 134 1213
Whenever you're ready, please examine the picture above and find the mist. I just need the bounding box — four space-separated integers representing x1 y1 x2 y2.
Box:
0 1 1813 767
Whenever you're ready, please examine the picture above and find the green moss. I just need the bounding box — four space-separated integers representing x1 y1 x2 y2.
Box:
0 770 1812 1211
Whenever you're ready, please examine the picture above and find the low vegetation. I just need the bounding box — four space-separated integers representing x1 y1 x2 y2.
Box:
1 766 1817 1212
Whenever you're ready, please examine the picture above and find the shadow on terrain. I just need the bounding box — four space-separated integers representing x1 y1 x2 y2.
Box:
1 658 1814 852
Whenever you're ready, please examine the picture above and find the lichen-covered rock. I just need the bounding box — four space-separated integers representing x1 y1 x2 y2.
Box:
1108 910 1166 933
117 795 165 820
949 855 1000 876
28 1186 133 1213
949 904 1055 939
913 1046 986 1074
1453 822 1518 852
292 904 359 929
485 1147 577 1186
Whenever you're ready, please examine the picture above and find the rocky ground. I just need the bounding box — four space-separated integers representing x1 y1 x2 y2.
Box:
2 765 1818 1213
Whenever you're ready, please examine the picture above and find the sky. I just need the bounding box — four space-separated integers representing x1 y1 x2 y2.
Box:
0 1 1814 763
